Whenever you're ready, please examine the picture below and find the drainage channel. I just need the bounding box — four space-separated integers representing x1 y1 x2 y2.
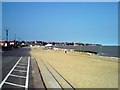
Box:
0 57 30 89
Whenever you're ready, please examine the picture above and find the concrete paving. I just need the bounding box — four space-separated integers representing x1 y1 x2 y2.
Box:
37 58 62 89
29 57 45 89
41 59 74 89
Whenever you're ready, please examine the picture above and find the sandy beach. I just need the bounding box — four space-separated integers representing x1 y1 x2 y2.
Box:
31 46 118 88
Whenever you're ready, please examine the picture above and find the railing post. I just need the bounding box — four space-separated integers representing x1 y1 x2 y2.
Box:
80 45 82 52
100 45 103 55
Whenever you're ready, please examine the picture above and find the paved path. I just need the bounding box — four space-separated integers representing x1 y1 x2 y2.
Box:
36 58 74 89
0 47 31 89
1 47 46 89
0 57 30 89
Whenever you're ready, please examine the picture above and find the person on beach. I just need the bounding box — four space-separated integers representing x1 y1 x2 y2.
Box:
64 49 67 53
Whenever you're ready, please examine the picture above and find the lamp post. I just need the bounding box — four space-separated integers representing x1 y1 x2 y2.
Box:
6 29 8 41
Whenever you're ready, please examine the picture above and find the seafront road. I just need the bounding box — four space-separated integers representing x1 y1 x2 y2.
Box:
0 47 32 89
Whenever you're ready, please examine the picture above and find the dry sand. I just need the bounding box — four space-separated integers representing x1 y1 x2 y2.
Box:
30 46 118 88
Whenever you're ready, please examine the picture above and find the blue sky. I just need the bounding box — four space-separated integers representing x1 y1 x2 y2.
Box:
2 2 118 45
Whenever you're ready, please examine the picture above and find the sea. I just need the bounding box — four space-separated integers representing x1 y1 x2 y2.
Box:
54 45 119 58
